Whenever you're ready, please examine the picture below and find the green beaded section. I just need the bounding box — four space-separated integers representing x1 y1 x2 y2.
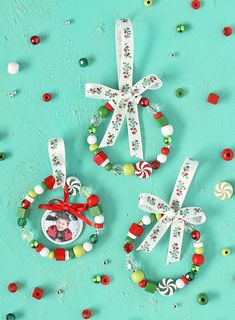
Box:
69 248 75 259
105 162 113 171
41 181 48 190
17 207 30 218
93 149 101 155
145 280 157 293
126 236 134 244
98 106 110 118
89 204 103 217
191 264 200 273
156 115 169 127
89 234 98 244
150 213 157 223
88 125 97 134
17 218 27 227
164 135 173 145
30 240 39 248
186 271 195 281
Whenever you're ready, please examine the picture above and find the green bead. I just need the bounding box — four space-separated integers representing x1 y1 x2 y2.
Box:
185 271 195 281
126 236 134 244
89 144 98 152
176 88 184 98
105 162 113 171
98 106 110 118
88 125 97 134
156 115 169 127
197 293 208 305
145 280 158 293
93 275 101 283
164 136 173 145
89 204 103 217
93 148 101 155
150 213 157 223
30 240 39 248
17 218 27 227
69 248 75 258
192 264 200 273
0 153 5 161
6 313 16 320
176 24 185 33
41 181 48 190
79 58 88 67
17 207 30 218
89 234 99 244
131 270 145 283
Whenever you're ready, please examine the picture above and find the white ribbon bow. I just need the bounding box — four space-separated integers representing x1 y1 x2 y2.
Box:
48 138 66 189
85 19 163 159
137 158 206 264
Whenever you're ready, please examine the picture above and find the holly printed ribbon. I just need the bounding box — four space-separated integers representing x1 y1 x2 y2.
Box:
85 19 162 159
48 138 66 188
136 158 206 264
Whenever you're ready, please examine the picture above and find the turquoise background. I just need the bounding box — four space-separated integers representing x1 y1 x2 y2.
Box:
1 0 235 319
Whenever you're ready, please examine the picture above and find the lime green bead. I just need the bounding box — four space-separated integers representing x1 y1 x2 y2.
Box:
89 234 98 244
30 240 39 248
98 106 110 118
150 213 157 222
17 207 30 218
155 213 162 221
145 280 157 293
89 144 98 152
192 264 200 273
17 218 27 227
176 88 184 98
221 247 231 256
0 153 5 161
105 162 113 171
164 136 173 145
131 270 145 283
88 125 97 134
126 236 134 244
144 0 152 7
195 247 204 254
123 163 135 176
48 251 55 259
176 24 185 33
197 293 208 305
93 275 101 284
28 190 37 198
73 245 86 257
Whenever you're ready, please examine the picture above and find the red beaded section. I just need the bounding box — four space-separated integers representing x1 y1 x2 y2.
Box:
55 248 66 261
87 194 99 207
35 244 44 253
139 280 147 288
191 230 200 241
129 223 144 237
105 102 113 111
192 254 204 266
124 243 134 253
21 199 31 209
139 97 149 107
94 223 103 229
161 147 170 155
153 111 163 119
44 175 55 190
93 151 108 166
181 275 189 285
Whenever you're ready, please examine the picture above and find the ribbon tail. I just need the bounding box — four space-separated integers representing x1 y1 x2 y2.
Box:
180 207 206 225
38 204 63 211
166 219 185 264
138 193 171 215
68 208 93 227
136 212 173 252
48 138 66 189
85 84 120 100
127 101 143 159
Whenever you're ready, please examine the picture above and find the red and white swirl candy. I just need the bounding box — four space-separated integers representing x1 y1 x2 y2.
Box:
134 161 152 179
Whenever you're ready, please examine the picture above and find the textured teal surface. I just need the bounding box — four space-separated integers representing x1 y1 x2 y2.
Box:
1 0 235 319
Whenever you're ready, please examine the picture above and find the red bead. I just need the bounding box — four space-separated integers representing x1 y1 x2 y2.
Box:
191 230 200 241
87 194 99 207
82 309 92 319
42 93 52 102
192 254 204 266
223 26 233 37
221 148 234 161
8 283 18 293
139 280 147 288
30 35 40 45
21 199 31 209
181 275 189 285
154 112 163 119
207 93 219 105
129 223 144 237
161 147 170 155
54 248 65 261
105 102 113 111
191 0 200 9
44 175 55 190
139 97 149 107
101 275 110 285
93 151 108 166
94 223 104 229
150 160 161 170
123 243 134 253
32 287 44 300
35 244 44 253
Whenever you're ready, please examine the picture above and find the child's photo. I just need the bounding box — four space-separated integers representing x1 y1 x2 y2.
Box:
41 210 83 245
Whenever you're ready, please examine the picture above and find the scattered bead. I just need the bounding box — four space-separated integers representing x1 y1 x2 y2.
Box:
191 230 200 241
42 93 52 102
221 148 234 161
0 153 5 161
207 93 219 105
8 283 18 293
221 247 231 256
101 275 110 285
8 90 17 98
139 97 149 107
214 181 233 200
172 303 178 308
170 53 176 58
103 259 109 265
144 0 152 6
176 88 184 98
82 309 92 319
191 0 200 9
197 293 208 305
6 314 16 320
30 35 40 45
93 275 101 284
8 62 19 75
176 24 185 33
79 58 88 67
32 287 44 300
65 19 72 25
223 26 233 37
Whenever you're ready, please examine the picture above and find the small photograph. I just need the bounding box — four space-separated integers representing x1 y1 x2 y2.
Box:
41 210 83 245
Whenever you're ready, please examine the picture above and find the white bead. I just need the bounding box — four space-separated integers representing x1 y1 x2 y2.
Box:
157 153 167 163
101 158 110 167
65 250 70 260
25 194 35 203
83 242 93 252
142 215 151 225
8 62 19 75
194 241 203 248
127 232 136 239
87 135 97 145
94 215 105 224
34 184 44 195
161 124 174 136
176 278 185 289
40 247 50 257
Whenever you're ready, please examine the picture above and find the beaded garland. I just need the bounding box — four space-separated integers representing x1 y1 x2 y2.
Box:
124 217 205 296
87 101 174 178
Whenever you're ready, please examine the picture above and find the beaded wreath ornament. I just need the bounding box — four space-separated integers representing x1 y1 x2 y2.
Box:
123 158 206 296
17 138 105 262
85 19 174 179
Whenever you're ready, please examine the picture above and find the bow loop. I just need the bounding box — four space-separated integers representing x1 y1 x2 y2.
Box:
180 207 206 225
139 193 171 214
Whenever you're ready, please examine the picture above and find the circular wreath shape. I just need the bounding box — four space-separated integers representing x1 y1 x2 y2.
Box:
17 175 105 262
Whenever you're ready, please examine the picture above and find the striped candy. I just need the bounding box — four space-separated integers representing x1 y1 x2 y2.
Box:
66 176 81 196
158 278 177 296
214 181 233 200
134 161 152 179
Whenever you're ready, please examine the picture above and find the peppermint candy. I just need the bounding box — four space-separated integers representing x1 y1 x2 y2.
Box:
158 278 177 297
134 161 152 179
214 181 233 200
66 176 81 196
